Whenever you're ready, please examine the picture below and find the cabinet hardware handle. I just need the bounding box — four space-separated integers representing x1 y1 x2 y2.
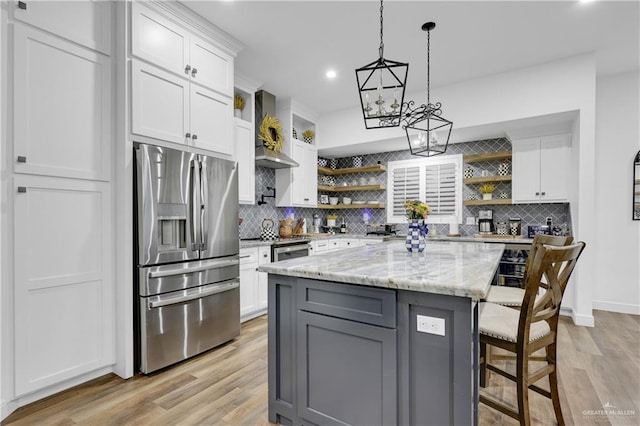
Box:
191 67 198 77
17 156 27 163
185 132 191 139
192 134 198 141
239 255 251 259
535 192 540 196
255 268 259 271
541 191 546 196
18 186 27 193
18 1 27 10
185 65 191 74
263 254 268 257
304 198 309 201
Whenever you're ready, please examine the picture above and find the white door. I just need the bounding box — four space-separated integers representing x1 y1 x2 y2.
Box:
13 176 113 396
131 1 188 77
239 249 259 319
235 118 255 204
190 85 233 156
539 134 571 202
13 25 111 181
189 36 233 96
257 247 270 310
512 137 541 204
12 0 111 54
131 61 189 145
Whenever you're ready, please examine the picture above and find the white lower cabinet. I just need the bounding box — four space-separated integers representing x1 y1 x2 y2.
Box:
13 176 113 396
310 238 382 255
239 246 270 321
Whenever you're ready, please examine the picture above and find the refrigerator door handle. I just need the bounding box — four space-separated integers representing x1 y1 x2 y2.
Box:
148 279 239 308
189 159 199 251
147 257 239 278
199 159 208 251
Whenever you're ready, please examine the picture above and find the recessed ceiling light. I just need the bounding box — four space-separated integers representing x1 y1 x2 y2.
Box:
579 0 595 4
326 70 337 79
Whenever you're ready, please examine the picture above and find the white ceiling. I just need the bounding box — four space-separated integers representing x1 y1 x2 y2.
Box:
185 0 639 117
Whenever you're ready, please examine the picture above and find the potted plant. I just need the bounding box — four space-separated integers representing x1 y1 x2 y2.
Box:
234 94 245 119
478 183 496 200
404 200 430 253
302 129 315 144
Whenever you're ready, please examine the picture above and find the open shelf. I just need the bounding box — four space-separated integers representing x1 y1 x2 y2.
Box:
319 203 385 209
464 175 512 185
463 151 512 163
318 184 385 192
318 164 386 176
464 198 512 206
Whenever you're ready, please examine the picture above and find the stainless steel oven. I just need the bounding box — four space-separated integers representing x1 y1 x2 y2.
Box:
272 240 311 262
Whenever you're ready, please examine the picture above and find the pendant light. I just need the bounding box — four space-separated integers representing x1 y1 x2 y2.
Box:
402 22 452 157
355 0 409 129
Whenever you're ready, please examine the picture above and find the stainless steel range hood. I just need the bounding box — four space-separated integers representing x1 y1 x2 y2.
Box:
254 90 299 168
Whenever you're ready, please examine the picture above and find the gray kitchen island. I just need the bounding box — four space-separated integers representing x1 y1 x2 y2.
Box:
259 240 505 426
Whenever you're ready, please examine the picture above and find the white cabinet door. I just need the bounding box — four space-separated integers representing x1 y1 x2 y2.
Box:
235 118 255 204
13 176 113 396
131 1 188 77
13 25 111 181
539 134 571 202
289 140 317 207
512 137 541 204
190 36 233 96
311 240 329 255
13 0 111 54
190 85 233 157
239 248 259 320
513 134 571 204
131 61 189 145
257 247 270 310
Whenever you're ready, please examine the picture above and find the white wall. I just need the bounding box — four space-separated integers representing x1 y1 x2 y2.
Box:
593 71 640 314
321 54 601 325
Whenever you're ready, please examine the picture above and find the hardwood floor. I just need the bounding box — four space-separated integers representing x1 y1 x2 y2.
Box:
3 310 638 425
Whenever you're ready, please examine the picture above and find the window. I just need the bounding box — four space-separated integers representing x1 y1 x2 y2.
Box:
386 155 462 224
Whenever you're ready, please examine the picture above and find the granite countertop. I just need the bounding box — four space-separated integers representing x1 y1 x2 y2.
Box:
426 235 534 244
258 240 505 300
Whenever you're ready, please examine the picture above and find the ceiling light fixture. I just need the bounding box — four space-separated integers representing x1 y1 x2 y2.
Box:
326 69 337 79
401 22 452 157
355 0 409 129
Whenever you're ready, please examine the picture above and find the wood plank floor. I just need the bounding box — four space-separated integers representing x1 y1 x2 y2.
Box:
3 310 638 425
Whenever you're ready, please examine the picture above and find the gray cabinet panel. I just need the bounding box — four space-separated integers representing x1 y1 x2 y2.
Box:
297 310 397 426
297 278 396 328
397 291 475 426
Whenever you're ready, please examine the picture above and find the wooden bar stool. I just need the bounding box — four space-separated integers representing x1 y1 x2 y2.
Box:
479 241 586 426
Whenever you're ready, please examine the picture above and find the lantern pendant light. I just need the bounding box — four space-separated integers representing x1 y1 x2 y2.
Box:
355 0 409 129
402 22 453 157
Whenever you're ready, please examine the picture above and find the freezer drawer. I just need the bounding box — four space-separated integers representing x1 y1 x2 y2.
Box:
139 279 240 374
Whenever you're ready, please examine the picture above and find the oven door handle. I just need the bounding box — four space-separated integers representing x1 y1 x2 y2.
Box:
148 257 239 279
148 279 239 308
274 244 310 254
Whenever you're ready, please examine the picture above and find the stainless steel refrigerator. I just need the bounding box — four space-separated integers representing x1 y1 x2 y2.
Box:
134 143 240 374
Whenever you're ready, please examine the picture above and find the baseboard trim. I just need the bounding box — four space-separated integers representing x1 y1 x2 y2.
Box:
570 310 595 327
2 366 114 422
593 300 640 315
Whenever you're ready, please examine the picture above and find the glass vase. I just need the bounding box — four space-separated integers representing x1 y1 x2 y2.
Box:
405 220 428 253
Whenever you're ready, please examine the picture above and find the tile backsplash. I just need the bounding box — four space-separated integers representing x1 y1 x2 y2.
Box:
239 138 571 238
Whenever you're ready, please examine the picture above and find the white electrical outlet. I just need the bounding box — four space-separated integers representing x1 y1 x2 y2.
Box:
466 217 476 225
416 315 445 336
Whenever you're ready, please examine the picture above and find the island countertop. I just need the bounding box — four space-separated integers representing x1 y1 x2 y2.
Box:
258 240 505 300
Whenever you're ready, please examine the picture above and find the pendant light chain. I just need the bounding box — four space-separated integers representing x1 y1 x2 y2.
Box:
378 0 384 60
426 27 431 106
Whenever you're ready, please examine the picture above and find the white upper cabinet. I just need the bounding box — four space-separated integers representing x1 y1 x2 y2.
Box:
235 118 255 204
12 0 112 54
131 2 233 96
130 2 235 157
13 25 111 181
512 134 571 204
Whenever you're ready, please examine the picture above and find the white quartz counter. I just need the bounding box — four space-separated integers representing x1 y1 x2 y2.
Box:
258 240 505 300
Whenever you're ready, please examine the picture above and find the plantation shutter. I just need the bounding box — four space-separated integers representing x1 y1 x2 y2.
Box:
425 162 457 215
391 166 421 217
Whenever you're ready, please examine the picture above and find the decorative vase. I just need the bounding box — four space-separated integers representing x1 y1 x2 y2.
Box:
482 193 493 200
352 156 363 168
464 166 474 179
498 160 510 176
234 109 242 119
329 158 338 169
303 136 313 144
405 220 428 253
